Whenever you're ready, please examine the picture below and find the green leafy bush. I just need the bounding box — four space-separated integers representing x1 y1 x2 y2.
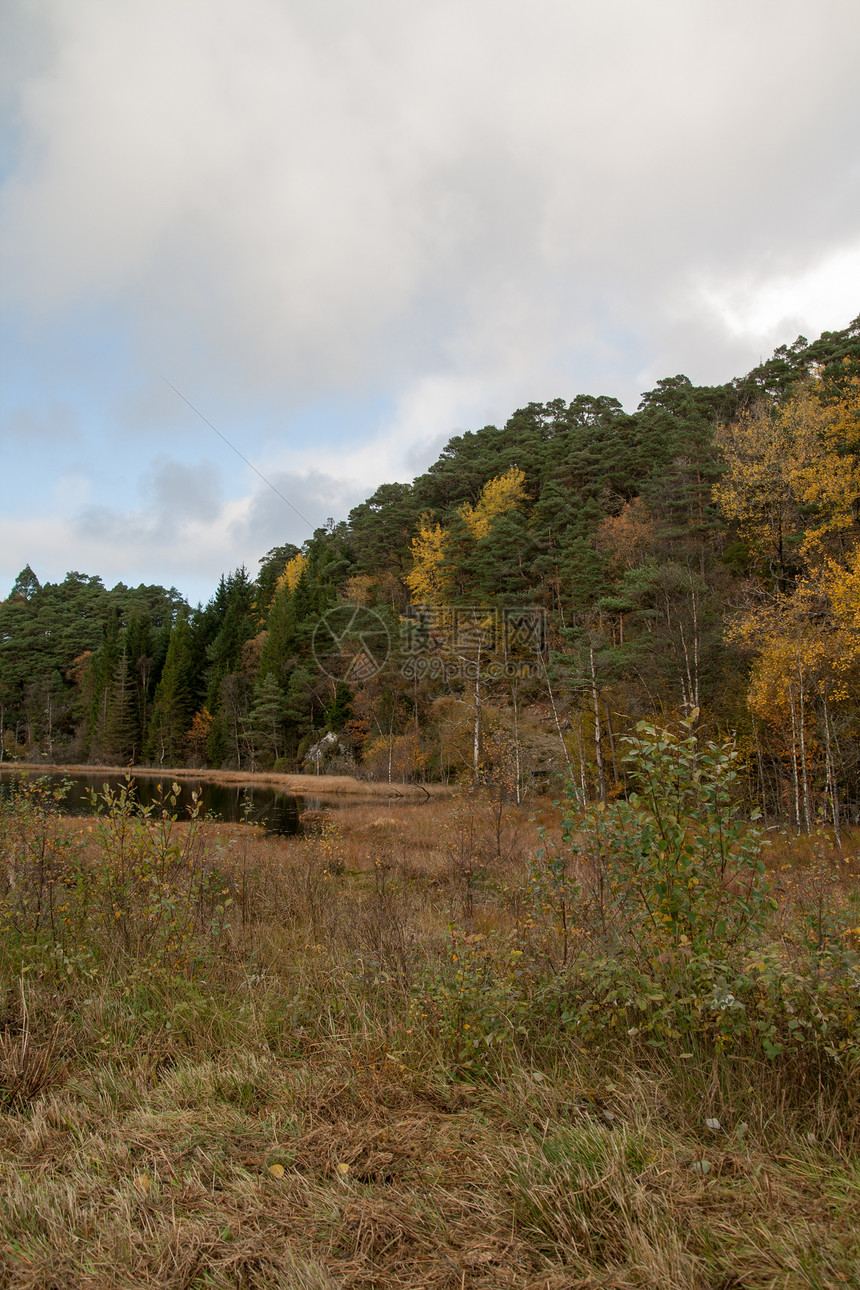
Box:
530 717 771 958
523 721 860 1063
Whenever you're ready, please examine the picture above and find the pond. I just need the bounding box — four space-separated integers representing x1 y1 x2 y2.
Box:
0 769 308 835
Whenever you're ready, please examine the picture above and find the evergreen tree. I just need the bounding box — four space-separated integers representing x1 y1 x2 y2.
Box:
101 647 140 763
148 611 195 765
249 672 287 765
9 565 41 602
256 543 301 617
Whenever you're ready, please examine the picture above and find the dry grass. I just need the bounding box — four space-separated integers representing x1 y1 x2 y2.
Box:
10 762 450 800
1 1037 858 1289
1 793 859 1288
0 984 66 1113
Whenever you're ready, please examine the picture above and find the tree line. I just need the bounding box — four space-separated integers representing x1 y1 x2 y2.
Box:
2 314 860 825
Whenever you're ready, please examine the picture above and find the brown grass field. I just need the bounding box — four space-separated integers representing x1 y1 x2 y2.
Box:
1 781 859 1288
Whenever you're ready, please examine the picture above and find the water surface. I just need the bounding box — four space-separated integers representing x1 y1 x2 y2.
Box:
0 769 304 835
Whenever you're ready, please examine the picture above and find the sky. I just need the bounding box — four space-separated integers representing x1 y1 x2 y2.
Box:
1 0 859 605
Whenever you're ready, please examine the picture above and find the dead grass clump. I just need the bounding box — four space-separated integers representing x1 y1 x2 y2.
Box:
0 1026 66 1113
0 982 67 1112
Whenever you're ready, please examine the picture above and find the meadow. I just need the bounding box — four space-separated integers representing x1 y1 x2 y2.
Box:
1 727 859 1289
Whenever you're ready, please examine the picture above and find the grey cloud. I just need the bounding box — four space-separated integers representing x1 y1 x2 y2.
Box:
404 432 457 476
236 468 368 551
2 0 859 405
147 458 223 526
74 457 223 545
0 401 82 448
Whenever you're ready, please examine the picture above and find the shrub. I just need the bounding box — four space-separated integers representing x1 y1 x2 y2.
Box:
530 717 771 961
523 721 858 1062
0 775 233 976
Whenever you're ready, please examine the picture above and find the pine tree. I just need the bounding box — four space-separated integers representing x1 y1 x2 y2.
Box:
147 612 194 765
249 672 287 765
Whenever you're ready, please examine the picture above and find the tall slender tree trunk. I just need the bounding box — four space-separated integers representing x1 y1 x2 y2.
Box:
822 693 841 847
751 709 769 828
689 573 700 712
796 658 811 833
544 665 573 780
603 699 618 788
472 671 481 785
511 679 522 805
788 685 802 831
589 643 606 804
574 711 589 808
233 714 242 770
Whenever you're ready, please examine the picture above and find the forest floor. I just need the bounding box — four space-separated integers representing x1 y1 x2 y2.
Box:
1 792 859 1288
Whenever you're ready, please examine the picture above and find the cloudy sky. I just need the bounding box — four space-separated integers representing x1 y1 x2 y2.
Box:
2 0 859 604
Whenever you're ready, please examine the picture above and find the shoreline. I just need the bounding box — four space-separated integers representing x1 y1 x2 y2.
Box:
0 761 449 800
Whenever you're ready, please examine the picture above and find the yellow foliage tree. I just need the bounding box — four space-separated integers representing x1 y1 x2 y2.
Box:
729 551 860 835
458 465 527 541
594 497 654 570
714 378 860 583
782 378 860 559
406 467 528 606
405 516 449 604
404 467 529 785
275 551 307 595
185 706 213 765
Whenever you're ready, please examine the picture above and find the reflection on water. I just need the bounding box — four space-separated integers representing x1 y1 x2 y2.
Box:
0 770 304 835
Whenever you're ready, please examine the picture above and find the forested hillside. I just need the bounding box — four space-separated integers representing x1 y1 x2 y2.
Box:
3 315 860 825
